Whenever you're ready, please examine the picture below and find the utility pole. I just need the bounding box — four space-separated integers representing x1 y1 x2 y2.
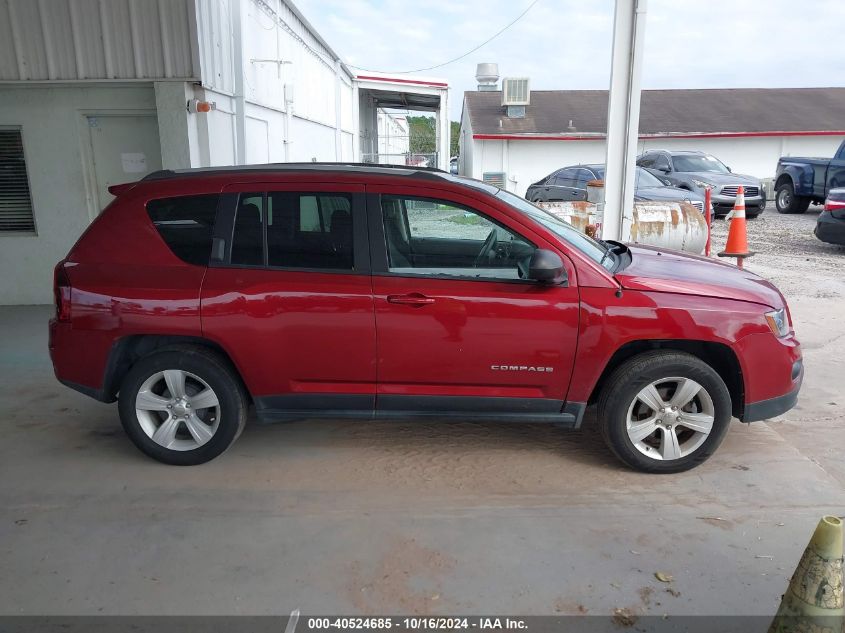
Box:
602 0 647 241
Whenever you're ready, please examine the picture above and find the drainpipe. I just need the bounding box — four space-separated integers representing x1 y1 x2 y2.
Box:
231 0 246 165
334 60 343 161
284 83 294 161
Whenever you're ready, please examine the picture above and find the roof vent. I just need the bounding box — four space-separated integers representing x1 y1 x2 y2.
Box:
506 105 525 118
476 63 499 91
502 77 530 106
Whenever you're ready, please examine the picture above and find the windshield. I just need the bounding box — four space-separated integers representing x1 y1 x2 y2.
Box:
672 154 730 173
594 166 665 188
494 189 613 269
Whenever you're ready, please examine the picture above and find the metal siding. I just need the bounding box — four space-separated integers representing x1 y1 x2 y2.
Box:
0 2 20 79
7 0 50 80
194 0 235 93
0 0 198 81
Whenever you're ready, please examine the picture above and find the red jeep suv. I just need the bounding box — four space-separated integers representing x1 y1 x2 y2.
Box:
49 165 802 473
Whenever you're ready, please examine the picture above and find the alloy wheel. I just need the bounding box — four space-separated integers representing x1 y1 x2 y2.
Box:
625 377 715 461
134 369 221 451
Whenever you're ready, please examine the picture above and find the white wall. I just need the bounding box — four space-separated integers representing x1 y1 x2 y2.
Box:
377 112 409 159
195 0 355 165
471 138 607 196
638 135 845 180
471 134 845 197
0 84 158 305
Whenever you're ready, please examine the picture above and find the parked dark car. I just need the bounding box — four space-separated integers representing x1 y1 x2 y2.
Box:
50 164 801 473
637 150 765 218
775 140 845 214
525 164 707 214
815 188 845 245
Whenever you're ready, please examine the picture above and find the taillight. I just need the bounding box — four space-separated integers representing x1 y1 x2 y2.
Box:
53 261 72 322
825 200 845 217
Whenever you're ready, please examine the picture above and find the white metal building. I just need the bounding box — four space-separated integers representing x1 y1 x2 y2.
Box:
460 81 845 197
0 0 450 304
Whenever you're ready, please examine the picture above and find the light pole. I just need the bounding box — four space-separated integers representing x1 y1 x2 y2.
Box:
602 0 647 241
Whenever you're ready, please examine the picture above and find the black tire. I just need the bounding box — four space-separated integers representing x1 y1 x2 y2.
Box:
775 182 810 214
597 351 732 474
118 346 248 465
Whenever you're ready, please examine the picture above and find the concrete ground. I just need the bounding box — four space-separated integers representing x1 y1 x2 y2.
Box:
2 206 844 617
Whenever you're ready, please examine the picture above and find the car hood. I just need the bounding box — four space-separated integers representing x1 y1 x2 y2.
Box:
681 171 759 186
635 186 705 202
615 244 783 308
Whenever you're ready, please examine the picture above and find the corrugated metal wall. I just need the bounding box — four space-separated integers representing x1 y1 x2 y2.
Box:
0 0 199 81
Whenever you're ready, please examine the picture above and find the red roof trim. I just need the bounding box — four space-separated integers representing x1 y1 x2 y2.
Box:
356 74 448 88
473 130 845 141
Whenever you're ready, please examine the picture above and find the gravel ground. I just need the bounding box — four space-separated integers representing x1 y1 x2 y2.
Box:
709 204 845 299
709 204 845 486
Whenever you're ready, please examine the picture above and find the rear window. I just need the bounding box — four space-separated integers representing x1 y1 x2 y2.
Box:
146 195 220 266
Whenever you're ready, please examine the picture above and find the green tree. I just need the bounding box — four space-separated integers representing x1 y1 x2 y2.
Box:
407 115 460 158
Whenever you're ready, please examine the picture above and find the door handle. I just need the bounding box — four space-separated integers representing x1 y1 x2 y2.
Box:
387 293 435 307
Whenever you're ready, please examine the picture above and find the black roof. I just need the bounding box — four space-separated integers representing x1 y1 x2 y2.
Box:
464 87 845 136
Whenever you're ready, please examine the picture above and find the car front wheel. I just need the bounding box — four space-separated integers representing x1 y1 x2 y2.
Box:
775 182 810 214
597 351 732 473
118 346 248 465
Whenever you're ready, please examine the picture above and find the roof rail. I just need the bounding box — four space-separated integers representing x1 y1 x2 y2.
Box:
141 162 447 182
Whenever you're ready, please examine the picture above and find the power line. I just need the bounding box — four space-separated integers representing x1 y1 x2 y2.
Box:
346 0 542 74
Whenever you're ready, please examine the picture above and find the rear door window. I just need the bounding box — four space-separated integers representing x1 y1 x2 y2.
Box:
654 155 671 171
146 194 220 266
229 191 354 270
267 193 353 269
552 169 577 188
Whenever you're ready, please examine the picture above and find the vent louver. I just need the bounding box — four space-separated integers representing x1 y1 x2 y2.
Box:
0 128 35 233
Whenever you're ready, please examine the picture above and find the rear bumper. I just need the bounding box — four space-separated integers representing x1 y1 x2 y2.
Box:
742 359 803 422
49 318 116 403
815 211 845 245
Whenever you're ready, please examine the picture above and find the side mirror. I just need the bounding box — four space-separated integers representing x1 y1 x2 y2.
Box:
659 166 671 174
727 166 732 173
528 249 567 284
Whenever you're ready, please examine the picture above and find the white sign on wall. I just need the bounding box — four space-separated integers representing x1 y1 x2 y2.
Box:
121 152 147 174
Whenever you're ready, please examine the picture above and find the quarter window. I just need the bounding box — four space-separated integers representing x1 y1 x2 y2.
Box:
146 194 220 266
381 195 535 280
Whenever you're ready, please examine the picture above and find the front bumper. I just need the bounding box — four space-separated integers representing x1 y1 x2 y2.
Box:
815 211 845 245
743 359 803 422
712 194 766 215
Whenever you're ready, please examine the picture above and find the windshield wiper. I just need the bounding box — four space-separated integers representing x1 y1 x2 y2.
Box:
598 240 615 268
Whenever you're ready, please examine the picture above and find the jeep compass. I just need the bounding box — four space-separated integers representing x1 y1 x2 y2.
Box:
49 164 802 473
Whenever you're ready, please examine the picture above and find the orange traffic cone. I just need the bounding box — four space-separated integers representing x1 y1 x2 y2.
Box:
718 185 754 269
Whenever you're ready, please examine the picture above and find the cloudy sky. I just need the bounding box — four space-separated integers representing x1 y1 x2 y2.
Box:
299 0 845 120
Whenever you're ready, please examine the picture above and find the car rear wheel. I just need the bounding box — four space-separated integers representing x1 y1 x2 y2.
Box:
775 182 810 214
597 351 732 473
118 346 247 465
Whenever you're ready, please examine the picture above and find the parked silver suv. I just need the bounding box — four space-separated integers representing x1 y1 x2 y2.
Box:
638 150 765 218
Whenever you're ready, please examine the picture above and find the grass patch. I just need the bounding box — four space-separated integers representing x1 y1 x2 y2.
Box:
446 214 487 226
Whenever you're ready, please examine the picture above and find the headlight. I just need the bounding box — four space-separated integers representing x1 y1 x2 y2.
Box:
765 308 790 337
691 179 710 189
